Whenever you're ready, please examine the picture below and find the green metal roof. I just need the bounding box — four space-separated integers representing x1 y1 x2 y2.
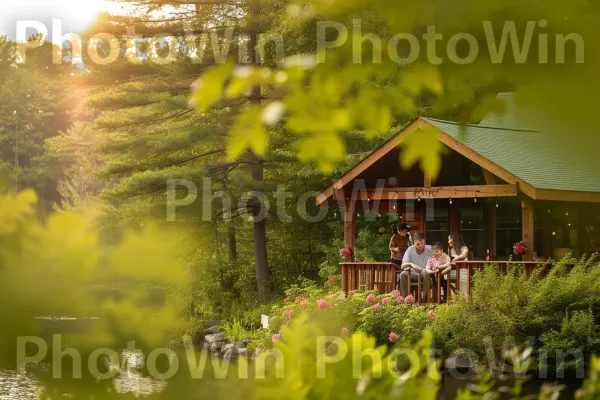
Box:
422 98 600 193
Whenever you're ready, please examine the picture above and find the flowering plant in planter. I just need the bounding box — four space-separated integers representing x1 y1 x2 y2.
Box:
339 245 354 258
513 241 529 256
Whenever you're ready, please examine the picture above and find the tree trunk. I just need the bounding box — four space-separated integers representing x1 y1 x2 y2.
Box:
249 0 271 303
227 225 237 263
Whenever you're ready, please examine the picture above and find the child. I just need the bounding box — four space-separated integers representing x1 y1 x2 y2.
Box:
426 241 451 275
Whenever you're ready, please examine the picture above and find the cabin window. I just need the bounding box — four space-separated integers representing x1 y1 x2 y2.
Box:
460 206 485 259
495 204 522 259
425 203 449 246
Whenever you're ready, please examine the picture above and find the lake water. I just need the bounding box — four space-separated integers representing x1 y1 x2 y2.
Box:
0 318 582 399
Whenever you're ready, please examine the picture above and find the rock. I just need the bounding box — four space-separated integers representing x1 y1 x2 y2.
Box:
205 325 222 335
236 348 248 356
205 333 225 343
209 341 224 352
444 354 475 378
234 342 246 349
203 320 220 329
223 347 237 360
221 343 235 354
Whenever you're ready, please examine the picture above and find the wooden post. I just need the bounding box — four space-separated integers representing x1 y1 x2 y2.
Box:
341 264 348 294
489 201 497 260
522 199 535 261
344 199 356 262
543 204 552 259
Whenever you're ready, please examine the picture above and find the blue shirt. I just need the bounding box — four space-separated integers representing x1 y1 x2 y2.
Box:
402 245 433 269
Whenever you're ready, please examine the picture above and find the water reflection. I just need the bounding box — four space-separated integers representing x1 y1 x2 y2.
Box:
0 349 167 398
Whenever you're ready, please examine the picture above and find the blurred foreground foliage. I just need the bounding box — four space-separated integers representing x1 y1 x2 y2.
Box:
192 0 600 177
0 190 190 364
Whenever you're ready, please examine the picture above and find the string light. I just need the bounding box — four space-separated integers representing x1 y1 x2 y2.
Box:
474 198 477 203
449 198 452 205
495 201 499 208
566 210 569 216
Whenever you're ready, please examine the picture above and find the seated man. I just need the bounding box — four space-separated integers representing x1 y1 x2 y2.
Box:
399 232 433 302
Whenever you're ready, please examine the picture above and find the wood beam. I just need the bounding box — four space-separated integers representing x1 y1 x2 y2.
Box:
521 199 535 261
535 189 600 203
424 173 432 188
315 119 424 206
343 199 356 262
483 169 497 185
356 184 518 201
543 204 552 259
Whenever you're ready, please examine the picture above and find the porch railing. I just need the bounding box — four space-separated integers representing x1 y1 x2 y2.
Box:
340 260 554 304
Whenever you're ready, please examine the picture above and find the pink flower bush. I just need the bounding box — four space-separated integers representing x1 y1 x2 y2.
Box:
294 296 304 303
317 299 331 310
428 310 437 319
341 327 350 336
283 310 295 319
366 294 377 304
272 333 282 343
405 294 415 304
382 297 390 305
389 332 399 343
300 300 309 308
372 303 382 312
396 296 404 304
328 275 337 280
391 290 401 298
283 297 290 303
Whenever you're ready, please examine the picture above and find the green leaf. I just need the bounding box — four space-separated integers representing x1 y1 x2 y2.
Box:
399 125 445 179
297 132 346 174
190 60 235 113
227 106 268 160
401 64 443 96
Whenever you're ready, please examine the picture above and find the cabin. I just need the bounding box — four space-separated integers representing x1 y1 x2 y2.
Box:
316 94 600 300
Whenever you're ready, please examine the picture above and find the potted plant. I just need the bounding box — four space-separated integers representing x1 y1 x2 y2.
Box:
512 241 529 261
339 245 354 259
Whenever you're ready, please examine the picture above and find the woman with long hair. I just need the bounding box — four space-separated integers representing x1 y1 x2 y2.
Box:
448 232 469 262
440 232 469 299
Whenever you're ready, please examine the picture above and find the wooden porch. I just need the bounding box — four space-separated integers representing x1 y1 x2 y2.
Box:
317 117 600 267
340 260 554 304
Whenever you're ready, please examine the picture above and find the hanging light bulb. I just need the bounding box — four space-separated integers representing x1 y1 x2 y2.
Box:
566 210 569 216
496 201 499 208
449 198 453 205
474 197 477 203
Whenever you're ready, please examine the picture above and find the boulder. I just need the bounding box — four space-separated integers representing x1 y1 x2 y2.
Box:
205 333 225 343
209 341 224 352
203 320 220 329
204 325 222 335
221 343 235 354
